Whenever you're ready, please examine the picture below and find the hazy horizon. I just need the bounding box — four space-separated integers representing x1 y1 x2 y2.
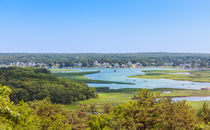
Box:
1 0 210 53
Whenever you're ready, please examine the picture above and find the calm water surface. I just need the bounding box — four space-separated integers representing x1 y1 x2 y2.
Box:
76 68 210 90
172 96 210 101
74 68 210 101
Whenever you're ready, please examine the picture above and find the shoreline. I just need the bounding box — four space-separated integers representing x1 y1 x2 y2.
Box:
48 66 210 71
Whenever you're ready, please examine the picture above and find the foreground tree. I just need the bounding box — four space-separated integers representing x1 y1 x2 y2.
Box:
197 102 210 124
88 89 197 130
0 86 40 129
28 98 72 130
89 89 161 129
158 98 196 129
0 85 73 130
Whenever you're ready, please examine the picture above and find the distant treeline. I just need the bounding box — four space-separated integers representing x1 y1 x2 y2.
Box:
0 53 209 67
0 67 97 104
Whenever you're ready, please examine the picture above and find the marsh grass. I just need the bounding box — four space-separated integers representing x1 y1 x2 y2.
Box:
130 70 210 83
64 88 210 111
53 71 134 84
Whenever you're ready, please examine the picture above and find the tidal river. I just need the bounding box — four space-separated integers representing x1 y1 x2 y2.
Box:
76 68 210 90
74 68 210 101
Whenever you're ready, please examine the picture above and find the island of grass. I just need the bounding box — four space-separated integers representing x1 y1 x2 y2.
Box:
49 68 76 72
64 87 210 111
53 70 134 85
129 70 210 83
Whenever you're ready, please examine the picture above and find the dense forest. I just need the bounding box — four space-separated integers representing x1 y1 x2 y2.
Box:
0 67 96 104
1 86 210 129
0 53 209 68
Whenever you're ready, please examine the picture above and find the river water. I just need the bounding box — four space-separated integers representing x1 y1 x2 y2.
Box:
74 68 210 101
76 68 210 90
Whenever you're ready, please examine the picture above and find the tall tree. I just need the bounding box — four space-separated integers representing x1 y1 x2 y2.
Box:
197 102 210 124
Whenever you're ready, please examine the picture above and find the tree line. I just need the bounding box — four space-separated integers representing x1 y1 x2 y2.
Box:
0 67 97 104
0 53 209 68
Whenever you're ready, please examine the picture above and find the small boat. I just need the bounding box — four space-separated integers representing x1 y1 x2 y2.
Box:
144 80 147 82
114 69 117 72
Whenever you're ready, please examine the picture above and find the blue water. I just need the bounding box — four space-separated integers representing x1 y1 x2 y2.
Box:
70 68 210 101
173 96 210 101
75 68 210 90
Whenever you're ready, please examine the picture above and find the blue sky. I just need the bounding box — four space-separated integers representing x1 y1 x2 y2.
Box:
0 0 210 53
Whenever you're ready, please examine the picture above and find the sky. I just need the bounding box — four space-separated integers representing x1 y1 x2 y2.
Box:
0 0 210 53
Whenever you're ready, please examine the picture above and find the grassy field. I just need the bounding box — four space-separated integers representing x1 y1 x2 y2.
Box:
53 71 134 84
64 88 210 111
130 70 210 83
64 92 133 111
96 87 210 97
187 101 210 111
153 88 210 97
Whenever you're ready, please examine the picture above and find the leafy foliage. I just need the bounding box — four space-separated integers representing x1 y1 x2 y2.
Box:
0 67 97 104
0 86 40 129
0 85 73 129
1 85 210 129
28 98 72 130
88 89 197 130
197 102 210 124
